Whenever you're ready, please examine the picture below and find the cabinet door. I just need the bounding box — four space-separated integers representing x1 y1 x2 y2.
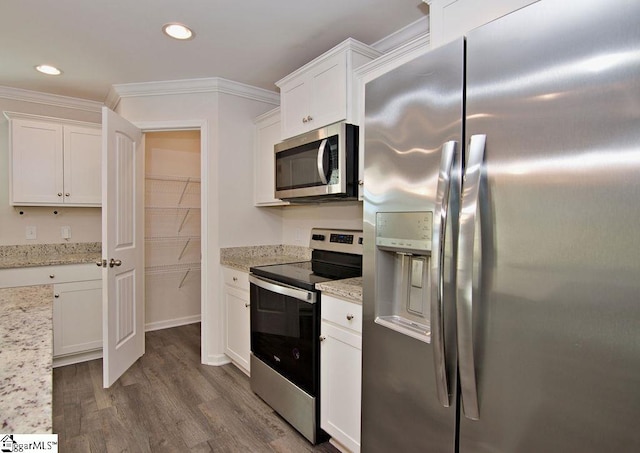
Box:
53 280 103 357
254 108 288 206
308 53 347 131
224 285 251 374
63 125 102 205
10 119 63 204
280 77 310 139
320 321 362 453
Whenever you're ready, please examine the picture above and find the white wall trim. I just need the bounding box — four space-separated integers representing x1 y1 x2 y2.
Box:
370 16 430 53
355 33 431 78
206 353 232 367
106 77 280 110
53 349 103 368
0 85 104 113
144 315 202 332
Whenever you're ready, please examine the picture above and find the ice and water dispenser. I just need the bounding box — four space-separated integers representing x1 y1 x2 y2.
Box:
374 211 433 343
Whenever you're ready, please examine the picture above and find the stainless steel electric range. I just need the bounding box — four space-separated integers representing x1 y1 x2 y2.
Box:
248 228 363 444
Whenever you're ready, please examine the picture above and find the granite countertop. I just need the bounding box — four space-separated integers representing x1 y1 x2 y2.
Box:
221 244 363 303
0 285 52 433
220 245 312 272
316 277 363 304
0 242 101 269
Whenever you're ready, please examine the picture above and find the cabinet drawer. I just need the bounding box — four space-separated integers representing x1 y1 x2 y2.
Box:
222 267 249 289
0 263 102 288
321 295 362 334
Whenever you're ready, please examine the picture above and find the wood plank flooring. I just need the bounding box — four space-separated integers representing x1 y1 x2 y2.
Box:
53 323 339 452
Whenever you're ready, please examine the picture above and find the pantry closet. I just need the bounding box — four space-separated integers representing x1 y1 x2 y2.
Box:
144 130 201 331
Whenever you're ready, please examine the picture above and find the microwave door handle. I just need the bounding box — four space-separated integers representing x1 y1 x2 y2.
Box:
317 139 329 184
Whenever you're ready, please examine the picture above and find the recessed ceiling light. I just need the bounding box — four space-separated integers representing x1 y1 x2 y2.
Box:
35 64 62 76
162 23 195 40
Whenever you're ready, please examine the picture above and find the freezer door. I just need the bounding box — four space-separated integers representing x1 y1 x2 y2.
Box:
461 0 640 451
362 38 464 452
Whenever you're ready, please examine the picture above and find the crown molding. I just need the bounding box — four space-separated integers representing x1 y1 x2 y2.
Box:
0 85 104 113
276 38 383 87
106 77 280 110
371 16 430 53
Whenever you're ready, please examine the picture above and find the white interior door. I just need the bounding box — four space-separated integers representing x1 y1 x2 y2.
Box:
101 106 145 388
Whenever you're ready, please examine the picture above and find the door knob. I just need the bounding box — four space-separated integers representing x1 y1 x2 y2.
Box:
109 258 122 268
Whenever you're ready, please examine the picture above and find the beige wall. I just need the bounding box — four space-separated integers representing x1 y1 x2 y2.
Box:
0 96 102 245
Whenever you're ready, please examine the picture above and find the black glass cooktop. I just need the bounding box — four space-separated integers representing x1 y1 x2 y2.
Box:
249 262 331 292
250 252 362 292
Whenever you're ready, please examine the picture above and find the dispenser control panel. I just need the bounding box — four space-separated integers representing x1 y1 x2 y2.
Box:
376 211 433 253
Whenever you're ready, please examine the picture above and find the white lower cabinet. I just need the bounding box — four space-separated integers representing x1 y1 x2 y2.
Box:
320 294 362 453
223 267 250 375
53 279 102 360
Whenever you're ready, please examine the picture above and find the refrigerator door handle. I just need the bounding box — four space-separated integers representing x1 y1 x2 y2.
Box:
456 133 486 421
317 138 329 185
430 139 457 408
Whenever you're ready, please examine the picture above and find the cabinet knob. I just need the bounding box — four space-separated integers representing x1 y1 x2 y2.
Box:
54 294 60 298
346 314 354 321
306 115 313 122
245 303 250 308
358 180 364 186
57 193 63 197
49 274 55 279
233 277 238 282
302 117 308 123
319 335 326 342
65 193 70 197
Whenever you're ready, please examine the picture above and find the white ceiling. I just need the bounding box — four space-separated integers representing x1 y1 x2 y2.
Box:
1 0 429 103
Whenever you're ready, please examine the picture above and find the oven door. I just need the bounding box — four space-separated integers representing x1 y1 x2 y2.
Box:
249 274 319 396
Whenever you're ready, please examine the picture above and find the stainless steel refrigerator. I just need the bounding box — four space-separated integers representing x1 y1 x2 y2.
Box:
361 0 640 452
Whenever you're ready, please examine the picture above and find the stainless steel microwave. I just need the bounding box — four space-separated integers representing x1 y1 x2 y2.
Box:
274 122 358 202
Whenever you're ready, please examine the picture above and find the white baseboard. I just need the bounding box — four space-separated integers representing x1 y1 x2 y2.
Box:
204 353 231 367
53 348 103 368
145 314 201 332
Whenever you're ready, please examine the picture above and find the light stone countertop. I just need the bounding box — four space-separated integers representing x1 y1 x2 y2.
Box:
220 245 311 273
0 242 101 269
220 245 363 303
0 285 52 433
316 277 363 304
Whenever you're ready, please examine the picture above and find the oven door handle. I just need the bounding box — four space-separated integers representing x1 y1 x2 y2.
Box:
249 274 317 304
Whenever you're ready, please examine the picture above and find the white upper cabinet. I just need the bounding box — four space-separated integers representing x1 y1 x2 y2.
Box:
276 38 381 140
253 107 288 206
425 0 539 48
6 112 101 207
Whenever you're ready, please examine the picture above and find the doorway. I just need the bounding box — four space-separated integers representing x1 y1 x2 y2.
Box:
143 130 202 333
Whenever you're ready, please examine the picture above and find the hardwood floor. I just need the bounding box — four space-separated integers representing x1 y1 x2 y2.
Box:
53 323 339 452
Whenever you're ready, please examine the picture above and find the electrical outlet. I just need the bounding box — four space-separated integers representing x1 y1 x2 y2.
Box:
26 225 37 240
61 226 71 239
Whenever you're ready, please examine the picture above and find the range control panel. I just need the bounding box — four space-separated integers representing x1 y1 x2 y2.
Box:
309 228 363 255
